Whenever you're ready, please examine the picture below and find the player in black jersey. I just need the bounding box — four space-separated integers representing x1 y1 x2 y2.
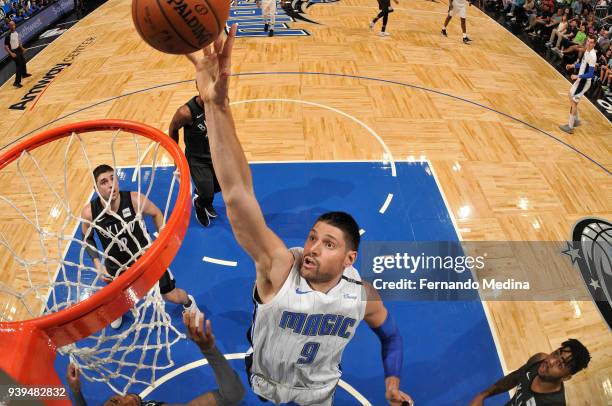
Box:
81 164 199 328
66 312 246 406
169 87 221 227
469 339 591 406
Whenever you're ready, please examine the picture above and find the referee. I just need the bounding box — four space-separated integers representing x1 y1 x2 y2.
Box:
4 21 31 88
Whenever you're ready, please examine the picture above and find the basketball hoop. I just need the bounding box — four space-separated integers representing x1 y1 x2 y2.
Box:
0 120 191 403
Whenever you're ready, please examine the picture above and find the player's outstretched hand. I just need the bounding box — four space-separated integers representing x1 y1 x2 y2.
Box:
386 388 414 406
183 309 216 352
66 363 81 393
186 23 238 105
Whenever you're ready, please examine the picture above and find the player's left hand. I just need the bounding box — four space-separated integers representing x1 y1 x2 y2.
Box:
183 309 216 352
186 23 237 105
570 74 578 80
66 363 81 393
386 388 413 406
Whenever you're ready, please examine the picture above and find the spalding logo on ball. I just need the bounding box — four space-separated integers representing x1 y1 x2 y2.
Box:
132 0 231 54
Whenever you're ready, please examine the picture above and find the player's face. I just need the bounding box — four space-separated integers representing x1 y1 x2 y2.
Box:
537 348 573 382
103 393 141 406
586 38 595 50
301 222 357 285
95 170 120 202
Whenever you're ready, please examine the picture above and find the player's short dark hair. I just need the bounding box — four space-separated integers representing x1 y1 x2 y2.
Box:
93 164 114 182
315 212 360 251
560 338 591 374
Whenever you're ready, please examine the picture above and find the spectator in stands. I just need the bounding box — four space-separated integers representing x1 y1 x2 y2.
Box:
586 20 596 35
526 3 551 33
559 23 588 57
4 20 31 88
573 8 589 24
596 27 610 52
571 0 582 17
526 3 558 37
1 17 11 33
547 14 569 47
541 0 554 11
541 8 565 37
505 0 524 18
581 0 593 14
599 49 612 93
520 0 537 25
553 18 579 52
8 2 18 19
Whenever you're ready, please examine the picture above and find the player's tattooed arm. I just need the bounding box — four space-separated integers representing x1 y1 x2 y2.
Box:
471 353 547 403
169 105 192 144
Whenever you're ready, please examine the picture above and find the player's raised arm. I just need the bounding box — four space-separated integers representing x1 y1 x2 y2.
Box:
186 25 293 288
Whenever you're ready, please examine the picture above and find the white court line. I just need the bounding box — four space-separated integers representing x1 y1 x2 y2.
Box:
56 20 79 26
379 193 394 214
139 352 371 404
426 160 509 376
202 256 238 267
26 44 50 50
229 99 397 177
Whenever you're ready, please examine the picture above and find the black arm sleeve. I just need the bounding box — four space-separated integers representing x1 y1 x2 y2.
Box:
201 346 246 406
70 389 87 406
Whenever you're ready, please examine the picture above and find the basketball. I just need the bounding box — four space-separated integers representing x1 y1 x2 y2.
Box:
131 0 231 54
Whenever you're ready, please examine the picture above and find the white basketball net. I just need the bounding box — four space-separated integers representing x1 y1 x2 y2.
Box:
0 128 185 395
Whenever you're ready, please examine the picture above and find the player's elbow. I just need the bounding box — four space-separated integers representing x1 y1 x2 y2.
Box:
222 189 252 210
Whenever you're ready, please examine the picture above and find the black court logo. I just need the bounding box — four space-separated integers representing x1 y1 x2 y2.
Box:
563 217 612 330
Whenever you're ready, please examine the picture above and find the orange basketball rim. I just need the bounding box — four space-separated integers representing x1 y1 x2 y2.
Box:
0 120 191 404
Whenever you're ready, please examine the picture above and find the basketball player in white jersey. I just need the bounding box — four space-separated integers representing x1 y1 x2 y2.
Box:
441 0 472 44
256 0 277 36
559 36 597 134
187 25 413 405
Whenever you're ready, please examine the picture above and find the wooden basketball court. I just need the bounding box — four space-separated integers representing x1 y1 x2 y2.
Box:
0 0 610 403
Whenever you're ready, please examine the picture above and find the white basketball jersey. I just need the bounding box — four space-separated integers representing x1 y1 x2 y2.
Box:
246 247 367 405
